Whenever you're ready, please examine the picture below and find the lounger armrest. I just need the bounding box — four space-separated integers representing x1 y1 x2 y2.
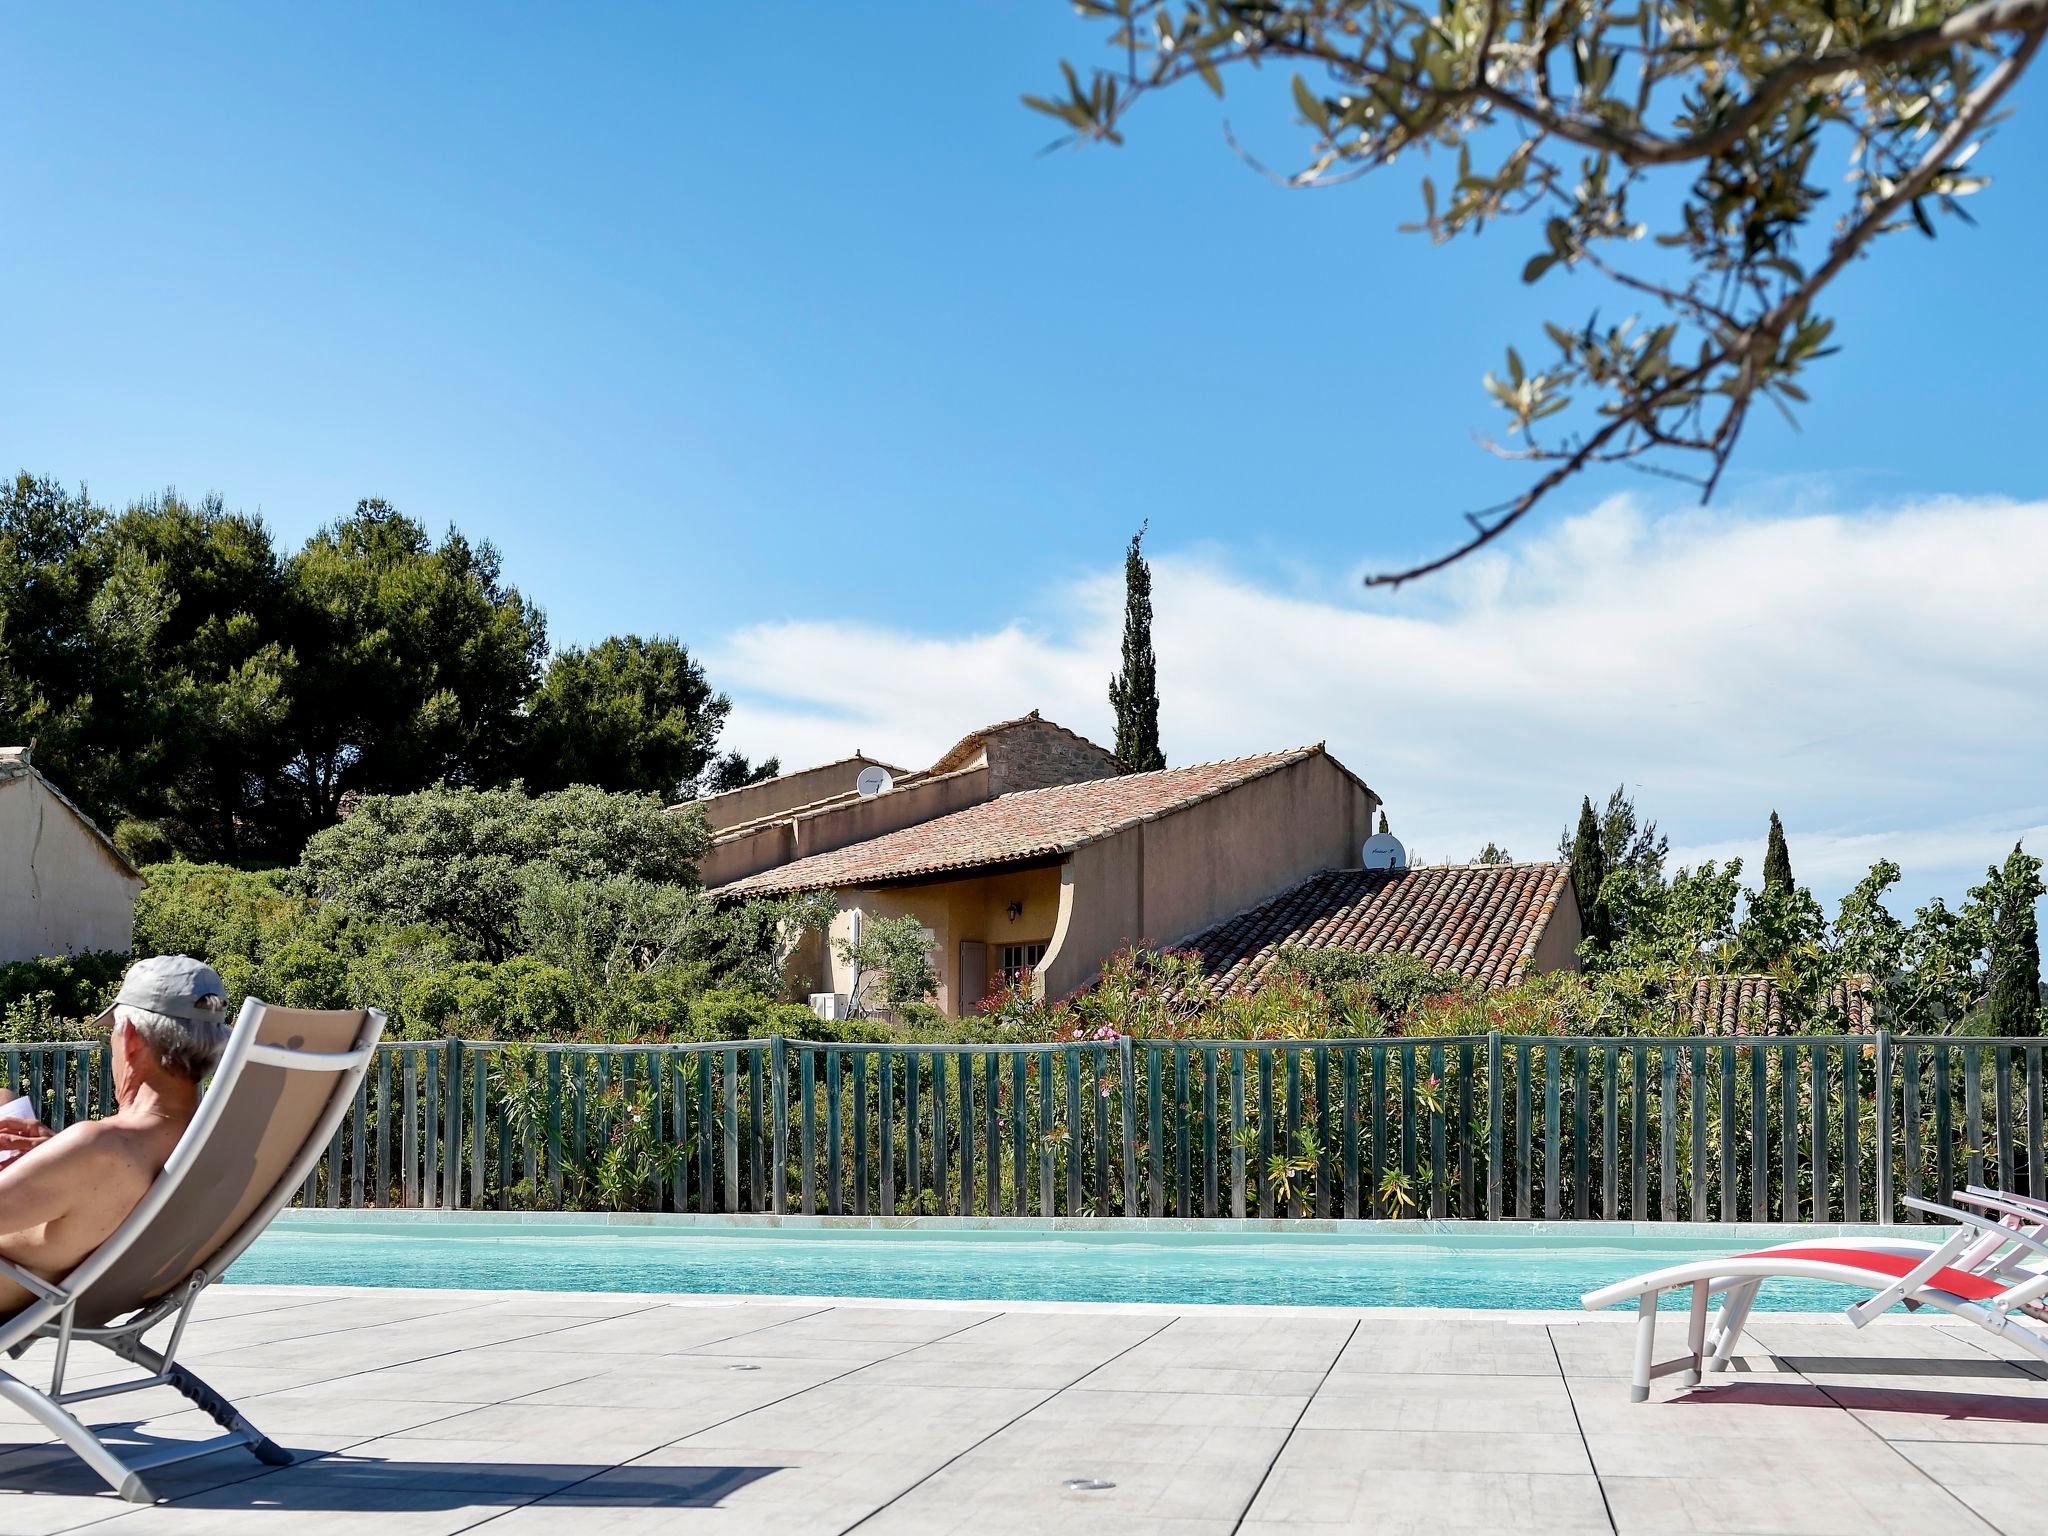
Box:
1904 1196 2048 1260
0 1257 66 1307
1968 1186 2048 1218
1953 1189 2048 1230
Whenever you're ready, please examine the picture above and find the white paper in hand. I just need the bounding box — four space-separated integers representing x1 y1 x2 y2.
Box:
0 1094 36 1167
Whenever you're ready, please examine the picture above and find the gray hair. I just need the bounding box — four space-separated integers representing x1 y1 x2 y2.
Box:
114 998 229 1082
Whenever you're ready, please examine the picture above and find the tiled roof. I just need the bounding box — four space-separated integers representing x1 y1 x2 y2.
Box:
713 747 1326 898
1188 862 1576 994
1680 974 1876 1034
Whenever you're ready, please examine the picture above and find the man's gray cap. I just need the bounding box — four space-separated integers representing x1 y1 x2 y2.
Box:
93 955 229 1028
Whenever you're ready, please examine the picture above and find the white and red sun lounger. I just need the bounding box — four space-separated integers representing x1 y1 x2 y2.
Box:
1582 1190 2048 1401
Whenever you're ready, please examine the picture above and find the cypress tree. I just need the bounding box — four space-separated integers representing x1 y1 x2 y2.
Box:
1378 810 1390 836
1763 811 1794 896
1569 795 1609 947
1108 523 1165 773
1987 842 2044 1036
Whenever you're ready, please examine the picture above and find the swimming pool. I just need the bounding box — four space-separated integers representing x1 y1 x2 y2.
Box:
225 1216 1904 1311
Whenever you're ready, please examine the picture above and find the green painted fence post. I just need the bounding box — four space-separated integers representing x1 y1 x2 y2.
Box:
1485 1032 1502 1221
1066 1048 1084 1216
1343 1045 1361 1220
1689 1040 1707 1223
1149 1046 1165 1217
1812 1044 1831 1221
987 1052 1003 1218
1230 1048 1247 1220
851 1050 868 1218
375 1048 392 1209
1119 1037 1139 1218
1543 1042 1561 1220
1037 1050 1053 1216
1429 1043 1447 1220
402 1050 420 1208
1995 1045 2014 1196
1874 1030 1894 1222
1515 1042 1532 1219
2030 1045 2045 1201
1015 1052 1032 1217
770 1036 789 1215
1458 1042 1476 1218
1749 1044 1767 1223
881 1051 897 1215
469 1044 486 1209
1659 1047 1678 1223
798 1047 816 1215
1903 1043 1923 1220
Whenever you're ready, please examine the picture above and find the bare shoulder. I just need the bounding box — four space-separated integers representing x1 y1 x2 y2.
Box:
21 1118 126 1168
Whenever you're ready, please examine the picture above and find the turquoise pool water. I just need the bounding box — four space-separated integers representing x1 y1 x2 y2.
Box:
225 1219 1877 1311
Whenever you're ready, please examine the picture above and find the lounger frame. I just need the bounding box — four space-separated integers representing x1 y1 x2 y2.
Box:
1582 1194 2048 1401
0 999 384 1502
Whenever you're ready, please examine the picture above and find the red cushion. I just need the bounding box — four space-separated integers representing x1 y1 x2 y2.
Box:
1740 1245 2007 1302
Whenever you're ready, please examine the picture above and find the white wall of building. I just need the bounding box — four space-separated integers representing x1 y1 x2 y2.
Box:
0 773 143 963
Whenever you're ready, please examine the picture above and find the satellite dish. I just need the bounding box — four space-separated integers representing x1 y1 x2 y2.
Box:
1361 833 1407 870
855 765 893 798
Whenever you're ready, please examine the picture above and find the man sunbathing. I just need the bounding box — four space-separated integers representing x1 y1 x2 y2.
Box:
0 956 228 1310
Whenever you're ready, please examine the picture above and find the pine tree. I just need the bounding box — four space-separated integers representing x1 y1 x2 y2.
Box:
1986 842 2045 1036
1108 523 1165 773
1763 811 1794 896
1569 796 1609 948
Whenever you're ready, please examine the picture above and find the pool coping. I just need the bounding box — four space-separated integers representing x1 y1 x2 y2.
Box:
270 1208 1926 1241
207 1280 1921 1327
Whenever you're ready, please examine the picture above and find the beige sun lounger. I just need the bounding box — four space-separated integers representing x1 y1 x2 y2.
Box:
0 998 385 1501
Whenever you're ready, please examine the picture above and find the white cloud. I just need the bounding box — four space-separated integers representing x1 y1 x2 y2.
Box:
711 494 2048 915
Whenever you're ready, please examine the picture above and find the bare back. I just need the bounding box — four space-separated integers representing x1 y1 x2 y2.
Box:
0 1113 190 1313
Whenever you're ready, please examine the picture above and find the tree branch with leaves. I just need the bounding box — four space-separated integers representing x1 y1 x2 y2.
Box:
1032 0 2044 583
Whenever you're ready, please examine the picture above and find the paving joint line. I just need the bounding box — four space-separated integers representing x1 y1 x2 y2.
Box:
17 1301 690 1530
1547 1325 1619 1536
1227 1317 1359 1534
834 1310 1181 1535
449 1303 1016 1533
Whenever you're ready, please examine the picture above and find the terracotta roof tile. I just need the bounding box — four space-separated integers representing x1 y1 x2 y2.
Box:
1681 974 1876 1034
713 747 1326 899
1188 862 1576 994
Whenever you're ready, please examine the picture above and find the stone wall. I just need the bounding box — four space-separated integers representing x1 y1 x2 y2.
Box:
983 719 1123 796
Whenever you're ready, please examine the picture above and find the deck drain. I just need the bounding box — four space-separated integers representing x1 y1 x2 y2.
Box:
726 1364 762 1372
1063 1478 1116 1492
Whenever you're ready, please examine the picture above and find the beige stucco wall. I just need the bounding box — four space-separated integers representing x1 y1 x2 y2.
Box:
0 776 142 963
1038 752 1377 1000
691 754 901 834
790 767 990 864
1528 873 1586 976
700 821 797 888
808 865 1064 1016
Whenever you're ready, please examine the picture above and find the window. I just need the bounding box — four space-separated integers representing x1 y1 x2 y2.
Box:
998 942 1048 986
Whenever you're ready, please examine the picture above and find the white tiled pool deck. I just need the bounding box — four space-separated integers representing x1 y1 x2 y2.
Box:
3 1285 2046 1534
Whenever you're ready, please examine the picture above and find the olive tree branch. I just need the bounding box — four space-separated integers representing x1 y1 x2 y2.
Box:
1365 23 2039 586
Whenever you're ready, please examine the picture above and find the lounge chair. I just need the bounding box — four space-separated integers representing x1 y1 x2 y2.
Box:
0 998 384 1501
1580 1193 2048 1401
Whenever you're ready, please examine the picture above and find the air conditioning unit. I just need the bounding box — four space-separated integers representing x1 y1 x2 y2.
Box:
809 992 851 1022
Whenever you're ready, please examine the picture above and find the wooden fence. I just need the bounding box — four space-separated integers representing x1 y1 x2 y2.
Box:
9 1033 2043 1222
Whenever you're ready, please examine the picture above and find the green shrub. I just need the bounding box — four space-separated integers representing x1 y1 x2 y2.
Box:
0 951 127 1036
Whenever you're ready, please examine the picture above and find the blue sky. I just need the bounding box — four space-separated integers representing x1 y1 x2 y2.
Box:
5 4 2045 921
